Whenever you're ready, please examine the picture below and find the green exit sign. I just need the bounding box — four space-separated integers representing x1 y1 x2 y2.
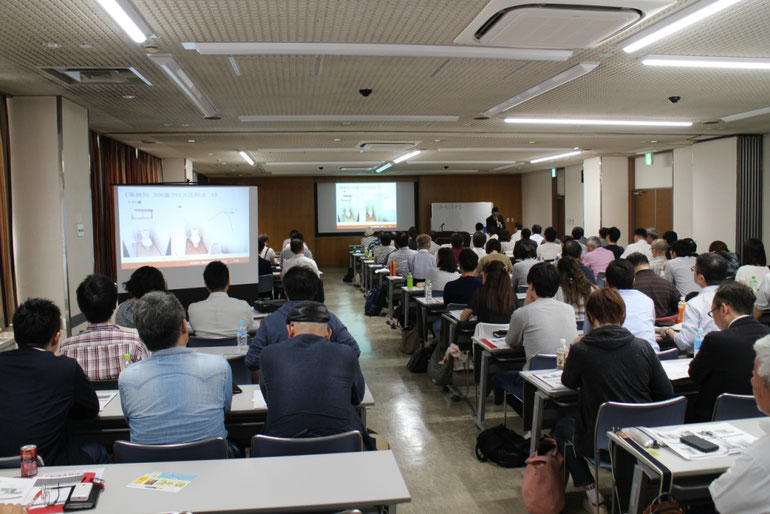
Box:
644 153 653 165
551 168 556 178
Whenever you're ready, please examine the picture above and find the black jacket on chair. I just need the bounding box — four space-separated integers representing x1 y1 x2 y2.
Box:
688 316 770 421
0 347 99 464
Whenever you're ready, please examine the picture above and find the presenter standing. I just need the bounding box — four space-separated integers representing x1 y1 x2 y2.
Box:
486 207 506 236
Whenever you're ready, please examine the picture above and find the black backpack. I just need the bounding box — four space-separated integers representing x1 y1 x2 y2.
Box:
364 287 385 316
475 424 529 468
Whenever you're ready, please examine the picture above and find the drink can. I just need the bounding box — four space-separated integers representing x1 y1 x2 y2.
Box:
20 445 38 477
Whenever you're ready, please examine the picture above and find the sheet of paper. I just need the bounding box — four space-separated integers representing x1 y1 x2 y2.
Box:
0 476 35 504
252 389 267 409
22 468 104 510
648 422 757 460
127 471 196 493
478 337 509 350
97 392 117 412
660 358 692 381
532 370 566 390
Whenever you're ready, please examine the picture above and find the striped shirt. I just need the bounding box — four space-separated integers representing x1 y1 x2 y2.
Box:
60 323 150 381
633 269 681 318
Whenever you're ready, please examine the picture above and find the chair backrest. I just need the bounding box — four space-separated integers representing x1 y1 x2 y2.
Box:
113 437 228 463
473 322 510 340
250 431 363 458
596 272 605 288
258 274 274 294
445 303 466 312
187 336 238 347
228 354 251 385
529 354 557 370
594 396 687 454
712 393 764 421
655 348 679 360
0 454 44 469
90 379 119 390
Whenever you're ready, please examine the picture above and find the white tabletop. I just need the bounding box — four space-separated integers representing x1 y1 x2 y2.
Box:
0 451 410 513
386 275 404 282
375 268 391 274
416 296 444 306
400 285 424 293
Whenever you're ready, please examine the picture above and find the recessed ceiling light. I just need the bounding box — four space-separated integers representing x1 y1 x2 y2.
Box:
163 123 173 127
530 150 582 164
333 138 342 142
148 54 219 118
505 118 692 127
79 43 93 49
207 153 214 156
375 163 393 173
95 0 154 44
650 140 658 143
228 56 241 77
42 41 61 48
393 150 421 164
122 95 135 99
181 123 189 127
721 106 770 122
342 122 352 125
642 55 770 69
187 139 196 143
238 115 458 122
239 151 255 166
434 139 441 142
529 141 536 144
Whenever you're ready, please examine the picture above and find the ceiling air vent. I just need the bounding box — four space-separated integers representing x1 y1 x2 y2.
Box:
357 141 419 152
40 67 152 86
455 1 675 49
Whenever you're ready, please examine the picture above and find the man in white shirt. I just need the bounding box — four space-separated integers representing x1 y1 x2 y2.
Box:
360 227 377 251
621 228 653 261
649 238 668 276
188 261 254 338
281 238 321 277
536 227 561 261
664 253 728 353
585 260 658 350
754 271 770 319
280 231 313 262
471 231 487 259
530 224 544 246
709 333 770 513
663 238 700 297
511 223 523 243
407 234 437 281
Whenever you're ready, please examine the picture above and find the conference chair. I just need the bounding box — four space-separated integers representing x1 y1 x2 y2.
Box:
655 348 679 360
712 393 764 421
187 336 238 347
591 396 687 513
228 354 251 385
502 353 558 425
113 437 228 463
250 431 363 457
90 379 119 390
257 273 274 299
596 272 605 288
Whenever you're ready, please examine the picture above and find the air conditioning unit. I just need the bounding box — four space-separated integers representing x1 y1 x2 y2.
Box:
357 141 419 152
454 0 675 49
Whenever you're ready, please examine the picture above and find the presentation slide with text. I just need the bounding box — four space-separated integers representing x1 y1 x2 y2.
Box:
335 182 397 229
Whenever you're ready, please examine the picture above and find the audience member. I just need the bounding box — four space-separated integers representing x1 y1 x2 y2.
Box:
665 252 728 353
562 239 596 284
626 253 680 318
661 230 678 259
486 206 505 235
498 229 515 254
61 274 149 380
471 231 487 259
581 236 614 281
281 238 320 277
119 292 239 456
258 239 272 276
598 227 610 247
589 259 658 350
511 222 523 243
246 267 360 381
361 227 377 250
512 240 538 290
663 238 700 297
688 282 770 421
474 222 487 237
460 261 515 324
649 238 668 276
605 226 624 259
755 273 770 319
0 299 105 465
709 333 770 512
442 249 482 306
387 232 417 277
621 228 653 261
280 230 313 261
373 232 395 264
188 261 254 338
258 234 276 263
449 232 465 262
555 257 597 321
428 230 441 255
736 238 769 291
407 227 418 250
572 226 587 246
645 227 658 245
475 238 513 274
259 301 374 450
425 248 460 292
536 227 562 261
708 240 739 280
530 224 544 245
115 266 166 328
407 234 438 281
555 288 673 513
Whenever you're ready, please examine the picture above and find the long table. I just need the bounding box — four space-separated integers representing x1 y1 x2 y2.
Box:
0 450 411 513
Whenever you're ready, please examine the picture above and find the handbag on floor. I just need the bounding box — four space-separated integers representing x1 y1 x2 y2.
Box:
475 424 529 468
522 438 565 514
406 345 433 373
427 339 453 386
400 326 420 354
643 493 684 514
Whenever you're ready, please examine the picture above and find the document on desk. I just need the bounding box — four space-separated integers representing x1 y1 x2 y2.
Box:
478 337 509 350
97 392 117 412
532 370 566 390
128 471 196 493
648 422 757 460
0 476 34 503
660 358 692 381
22 468 104 509
448 309 465 320
252 389 267 409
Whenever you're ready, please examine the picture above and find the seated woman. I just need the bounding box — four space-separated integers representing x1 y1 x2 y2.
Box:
555 256 597 325
554 287 674 513
425 248 460 293
115 266 166 328
735 238 769 291
460 260 515 324
511 240 537 291
258 233 276 263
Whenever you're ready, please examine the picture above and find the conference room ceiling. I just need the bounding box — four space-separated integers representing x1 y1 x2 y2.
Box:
0 0 768 176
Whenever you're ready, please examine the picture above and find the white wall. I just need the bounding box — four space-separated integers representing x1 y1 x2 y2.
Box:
162 158 188 183
564 164 584 234
521 170 552 228
691 137 738 251
600 156 629 246
763 134 770 246
672 146 693 238
634 152 673 189
583 157 602 238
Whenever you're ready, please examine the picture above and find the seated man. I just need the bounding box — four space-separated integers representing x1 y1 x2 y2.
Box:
664 252 727 353
449 232 465 262
536 227 562 262
562 239 596 285
188 261 254 338
581 236 614 281
259 301 374 449
571 226 587 252
621 228 653 261
360 227 377 250
428 230 441 255
649 238 668 276
586 259 658 350
281 238 320 277
688 282 770 421
626 253 680 318
443 249 482 306
246 266 360 382
61 274 149 380
471 231 487 259
709 334 770 512
407 233 437 281
663 238 700 297
280 230 313 262
605 226 625 259
119 291 238 456
0 299 104 465
372 232 395 265
475 238 513 275
386 232 417 277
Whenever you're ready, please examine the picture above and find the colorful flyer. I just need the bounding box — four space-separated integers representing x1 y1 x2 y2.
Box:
127 472 196 493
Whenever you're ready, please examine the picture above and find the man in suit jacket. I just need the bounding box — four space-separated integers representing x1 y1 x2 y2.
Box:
485 206 505 236
689 282 770 421
0 299 104 465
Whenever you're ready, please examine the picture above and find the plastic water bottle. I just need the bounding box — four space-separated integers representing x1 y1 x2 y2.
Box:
556 338 568 369
119 353 131 371
406 272 414 289
693 327 704 357
750 275 759 292
425 279 432 301
237 320 248 352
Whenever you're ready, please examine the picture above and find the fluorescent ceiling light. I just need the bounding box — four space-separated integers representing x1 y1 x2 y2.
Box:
436 147 573 152
417 161 513 164
265 162 381 167
96 0 154 43
183 42 572 62
375 163 393 173
621 0 744 54
483 62 599 117
504 117 692 127
721 106 770 122
393 150 421 164
239 151 255 166
239 115 458 122
642 55 770 69
490 163 524 172
256 148 364 153
228 57 241 76
147 55 219 118
530 151 582 164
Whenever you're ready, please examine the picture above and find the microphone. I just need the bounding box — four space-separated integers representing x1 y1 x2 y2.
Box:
440 223 445 231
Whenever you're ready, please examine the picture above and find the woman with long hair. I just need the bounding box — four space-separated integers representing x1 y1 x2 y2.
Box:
555 256 597 320
735 238 769 291
460 260 515 323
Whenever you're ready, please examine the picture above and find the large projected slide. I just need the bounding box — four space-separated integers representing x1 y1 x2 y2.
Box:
316 182 416 235
114 185 259 291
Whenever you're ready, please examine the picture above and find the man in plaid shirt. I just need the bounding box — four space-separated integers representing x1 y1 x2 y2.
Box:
61 274 150 380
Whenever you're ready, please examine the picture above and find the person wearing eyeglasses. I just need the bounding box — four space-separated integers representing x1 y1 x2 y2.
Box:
663 253 728 353
687 282 770 422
